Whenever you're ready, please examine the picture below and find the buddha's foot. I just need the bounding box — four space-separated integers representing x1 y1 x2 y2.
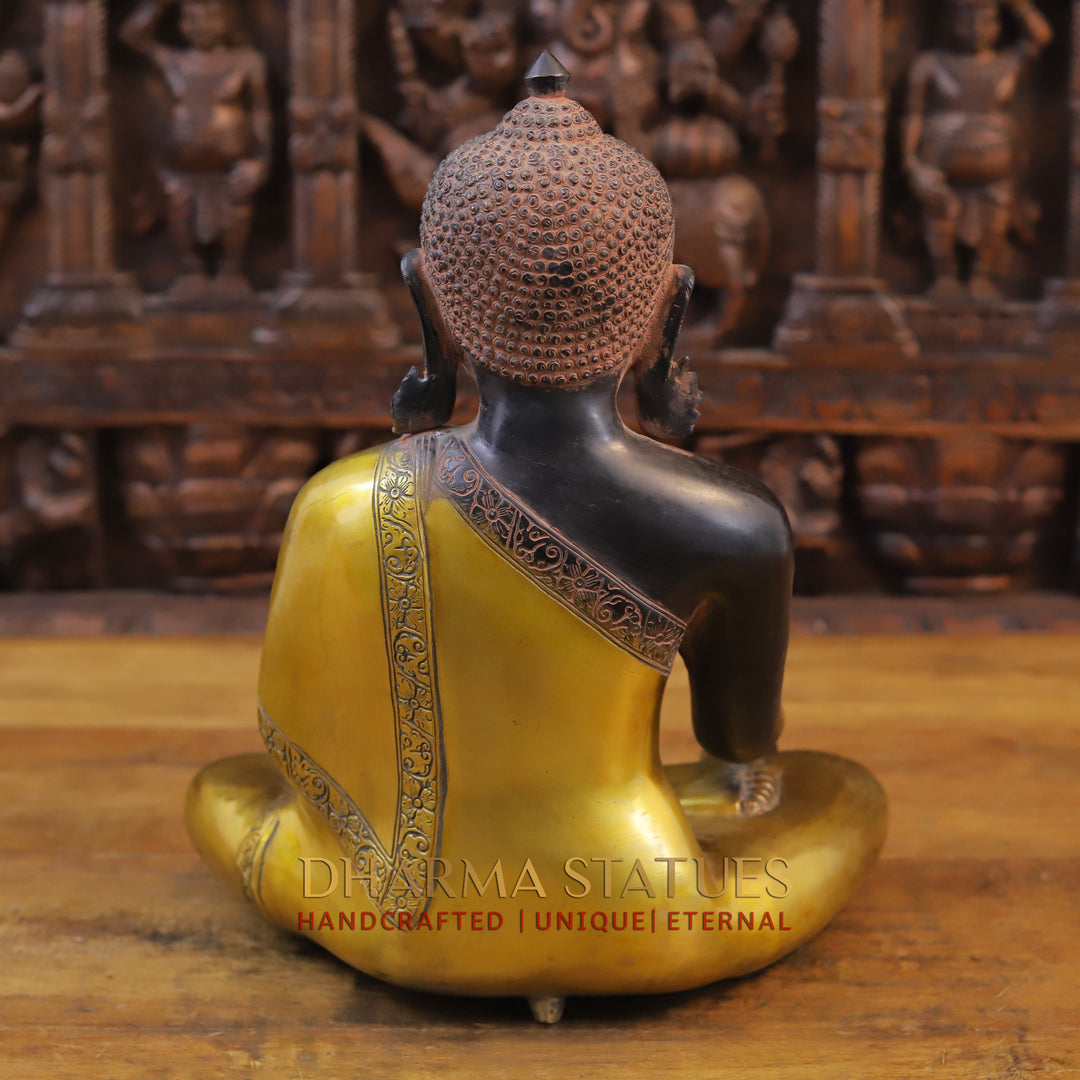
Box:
186 753 292 900
733 758 782 817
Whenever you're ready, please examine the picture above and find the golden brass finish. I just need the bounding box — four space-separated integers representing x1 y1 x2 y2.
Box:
187 437 887 1002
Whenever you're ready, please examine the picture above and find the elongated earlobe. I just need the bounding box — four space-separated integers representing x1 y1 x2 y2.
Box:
635 264 702 440
392 249 459 434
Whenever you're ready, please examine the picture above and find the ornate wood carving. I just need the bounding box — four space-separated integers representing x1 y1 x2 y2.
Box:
0 1 1074 596
901 0 1051 302
854 433 1066 593
115 422 319 591
267 0 397 349
17 0 142 341
118 0 274 306
1035 0 1080 342
774 0 916 359
0 49 42 251
0 426 100 588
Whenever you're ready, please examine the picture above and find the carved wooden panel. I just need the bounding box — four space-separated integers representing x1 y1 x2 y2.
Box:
0 0 1075 596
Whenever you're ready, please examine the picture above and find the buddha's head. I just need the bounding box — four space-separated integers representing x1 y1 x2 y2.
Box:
180 0 231 51
948 0 1001 55
398 53 697 436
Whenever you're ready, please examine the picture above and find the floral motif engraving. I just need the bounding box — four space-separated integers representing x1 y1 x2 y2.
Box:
258 434 444 917
235 816 280 910
435 434 685 673
259 706 396 907
375 436 444 903
235 824 261 902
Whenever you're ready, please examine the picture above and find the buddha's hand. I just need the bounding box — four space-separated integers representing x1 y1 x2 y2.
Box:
908 163 958 218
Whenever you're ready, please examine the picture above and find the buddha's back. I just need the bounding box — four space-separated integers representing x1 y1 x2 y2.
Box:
257 429 703 900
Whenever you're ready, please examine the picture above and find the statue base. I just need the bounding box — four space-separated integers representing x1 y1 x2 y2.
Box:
774 275 917 362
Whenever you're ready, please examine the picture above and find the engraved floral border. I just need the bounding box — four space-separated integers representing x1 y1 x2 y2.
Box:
434 434 686 673
256 435 444 917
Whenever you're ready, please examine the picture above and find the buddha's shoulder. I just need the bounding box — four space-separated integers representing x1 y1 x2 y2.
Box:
287 440 395 531
622 435 793 559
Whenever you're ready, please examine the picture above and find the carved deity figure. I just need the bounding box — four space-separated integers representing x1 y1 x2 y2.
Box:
531 0 797 339
185 57 885 1022
903 0 1051 299
0 50 42 250
361 4 520 213
120 0 272 298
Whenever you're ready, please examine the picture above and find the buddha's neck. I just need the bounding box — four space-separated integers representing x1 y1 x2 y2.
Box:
468 369 626 463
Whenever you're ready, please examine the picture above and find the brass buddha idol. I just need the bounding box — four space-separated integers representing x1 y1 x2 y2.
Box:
186 53 887 1023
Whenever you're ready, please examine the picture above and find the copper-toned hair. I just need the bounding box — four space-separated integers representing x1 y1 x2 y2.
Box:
420 90 675 386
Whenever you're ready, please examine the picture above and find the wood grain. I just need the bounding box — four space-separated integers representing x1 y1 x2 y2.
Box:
1 635 1077 1079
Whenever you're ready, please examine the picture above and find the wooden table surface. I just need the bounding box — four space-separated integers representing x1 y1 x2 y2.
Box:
1 633 1077 1079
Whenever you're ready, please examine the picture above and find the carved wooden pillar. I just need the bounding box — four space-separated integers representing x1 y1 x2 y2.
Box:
266 0 397 349
774 0 914 360
1036 0 1080 342
17 0 141 342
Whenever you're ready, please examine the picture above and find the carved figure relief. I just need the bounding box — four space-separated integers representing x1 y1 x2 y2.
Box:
120 0 272 302
363 1 798 343
855 433 1066 592
116 423 319 591
361 3 520 214
533 0 799 341
0 428 99 589
0 49 42 251
902 0 1052 299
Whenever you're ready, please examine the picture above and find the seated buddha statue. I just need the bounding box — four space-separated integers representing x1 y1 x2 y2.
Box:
186 53 887 1024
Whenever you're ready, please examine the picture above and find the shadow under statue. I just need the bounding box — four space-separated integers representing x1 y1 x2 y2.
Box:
185 53 887 1024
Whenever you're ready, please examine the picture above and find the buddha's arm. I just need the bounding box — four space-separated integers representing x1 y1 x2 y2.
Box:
678 513 793 764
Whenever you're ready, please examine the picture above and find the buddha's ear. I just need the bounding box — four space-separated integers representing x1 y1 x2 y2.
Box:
633 264 702 440
392 248 459 434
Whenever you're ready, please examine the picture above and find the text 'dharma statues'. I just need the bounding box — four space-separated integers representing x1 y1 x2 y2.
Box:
120 0 272 302
185 55 886 1022
903 0 1051 299
0 50 42 252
